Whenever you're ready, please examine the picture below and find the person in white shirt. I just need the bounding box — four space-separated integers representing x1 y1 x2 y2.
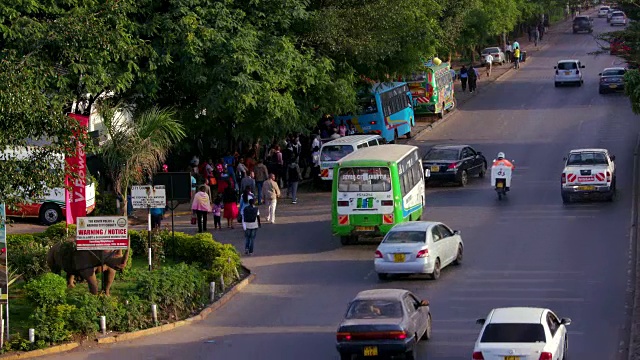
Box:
485 54 493 77
242 198 261 255
505 42 513 63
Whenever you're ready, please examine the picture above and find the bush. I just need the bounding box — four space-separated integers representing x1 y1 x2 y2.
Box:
128 230 164 267
31 304 75 344
43 223 75 244
135 264 207 322
24 273 67 307
10 242 50 282
6 234 36 248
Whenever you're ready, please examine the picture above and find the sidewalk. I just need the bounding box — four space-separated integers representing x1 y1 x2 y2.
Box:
411 15 575 136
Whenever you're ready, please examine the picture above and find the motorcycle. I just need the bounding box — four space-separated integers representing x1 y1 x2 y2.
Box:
491 160 514 200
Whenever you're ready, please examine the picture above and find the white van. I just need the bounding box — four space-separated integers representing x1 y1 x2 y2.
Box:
319 135 384 182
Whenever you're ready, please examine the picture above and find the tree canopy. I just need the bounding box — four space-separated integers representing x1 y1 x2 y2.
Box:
0 0 568 204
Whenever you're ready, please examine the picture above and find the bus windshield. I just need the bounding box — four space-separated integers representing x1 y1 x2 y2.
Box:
321 145 354 162
357 96 378 115
338 167 391 192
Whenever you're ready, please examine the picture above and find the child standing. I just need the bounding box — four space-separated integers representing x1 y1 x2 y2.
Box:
212 196 223 229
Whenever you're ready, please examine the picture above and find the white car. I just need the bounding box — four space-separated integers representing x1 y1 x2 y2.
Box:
554 59 584 87
374 221 463 281
480 47 506 65
472 307 571 360
610 11 627 26
598 6 610 17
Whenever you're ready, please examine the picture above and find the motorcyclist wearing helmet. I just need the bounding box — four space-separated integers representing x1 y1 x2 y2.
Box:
492 152 515 169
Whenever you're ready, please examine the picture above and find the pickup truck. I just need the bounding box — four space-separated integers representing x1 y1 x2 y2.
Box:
561 148 616 203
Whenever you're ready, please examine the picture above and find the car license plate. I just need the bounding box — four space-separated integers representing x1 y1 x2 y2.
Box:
356 226 375 232
504 357 519 360
431 165 439 172
564 71 571 75
364 346 378 356
496 182 504 188
610 84 618 88
394 253 405 262
577 185 595 191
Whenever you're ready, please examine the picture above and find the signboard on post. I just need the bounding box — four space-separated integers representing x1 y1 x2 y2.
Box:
0 204 7 303
76 216 129 250
131 185 167 209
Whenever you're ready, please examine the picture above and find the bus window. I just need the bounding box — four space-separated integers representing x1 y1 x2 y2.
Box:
321 145 354 162
358 96 378 115
338 167 391 192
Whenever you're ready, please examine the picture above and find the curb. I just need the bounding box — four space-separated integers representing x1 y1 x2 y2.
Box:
0 343 79 360
627 133 640 360
1 268 256 358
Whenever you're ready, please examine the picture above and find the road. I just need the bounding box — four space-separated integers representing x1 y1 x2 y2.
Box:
44 16 638 360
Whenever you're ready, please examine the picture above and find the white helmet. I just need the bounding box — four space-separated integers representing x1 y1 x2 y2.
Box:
497 152 506 159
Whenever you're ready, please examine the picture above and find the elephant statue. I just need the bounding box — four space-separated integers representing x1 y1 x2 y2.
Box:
46 240 130 296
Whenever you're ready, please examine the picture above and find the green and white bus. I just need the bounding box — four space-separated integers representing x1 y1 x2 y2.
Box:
331 144 425 245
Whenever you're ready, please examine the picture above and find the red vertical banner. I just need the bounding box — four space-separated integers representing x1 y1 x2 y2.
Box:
65 114 89 225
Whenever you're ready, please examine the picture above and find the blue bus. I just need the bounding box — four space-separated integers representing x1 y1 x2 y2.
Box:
335 82 415 143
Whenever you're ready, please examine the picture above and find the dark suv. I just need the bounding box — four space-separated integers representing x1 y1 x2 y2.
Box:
573 16 593 33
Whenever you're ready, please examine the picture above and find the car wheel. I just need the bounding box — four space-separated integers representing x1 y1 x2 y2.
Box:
599 88 605 94
421 313 433 341
377 273 388 280
459 170 468 187
478 163 487 178
562 193 571 204
340 353 352 360
573 29 577 33
563 335 568 360
453 245 463 265
578 81 582 87
405 345 417 360
40 203 62 226
555 82 560 87
430 258 441 280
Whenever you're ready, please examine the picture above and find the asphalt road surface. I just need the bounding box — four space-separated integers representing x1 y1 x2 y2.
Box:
44 17 638 360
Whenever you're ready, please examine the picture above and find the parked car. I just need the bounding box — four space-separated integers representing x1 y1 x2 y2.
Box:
336 289 432 360
374 221 463 281
480 47 506 65
599 67 626 94
599 5 611 17
554 59 585 87
611 11 627 26
472 307 571 360
608 7 622 22
422 144 487 186
573 15 593 33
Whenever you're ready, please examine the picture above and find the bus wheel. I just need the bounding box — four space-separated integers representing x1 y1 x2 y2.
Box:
40 203 62 226
392 130 399 143
438 103 445 119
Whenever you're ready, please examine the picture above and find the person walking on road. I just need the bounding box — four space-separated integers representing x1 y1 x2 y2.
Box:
240 171 257 197
459 65 468 92
505 42 512 63
514 47 521 70
253 160 269 205
287 161 302 204
242 198 261 255
222 180 239 229
534 27 540 47
212 196 223 230
262 173 281 223
191 185 212 233
467 64 478 93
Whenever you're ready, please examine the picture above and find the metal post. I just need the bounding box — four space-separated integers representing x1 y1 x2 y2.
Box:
234 266 240 280
100 316 106 336
28 328 34 343
170 176 176 261
148 207 152 271
1 319 4 348
209 282 216 303
219 274 225 292
151 304 158 325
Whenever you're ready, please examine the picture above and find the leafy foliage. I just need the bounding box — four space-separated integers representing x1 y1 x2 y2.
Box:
24 273 67 308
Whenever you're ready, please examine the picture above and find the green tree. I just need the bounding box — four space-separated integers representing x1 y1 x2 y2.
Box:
99 105 186 215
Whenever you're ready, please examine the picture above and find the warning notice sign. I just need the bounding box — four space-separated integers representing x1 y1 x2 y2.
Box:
76 216 129 250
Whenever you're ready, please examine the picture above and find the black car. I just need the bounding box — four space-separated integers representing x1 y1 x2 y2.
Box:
573 16 593 33
599 67 626 94
336 289 431 360
422 144 487 186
